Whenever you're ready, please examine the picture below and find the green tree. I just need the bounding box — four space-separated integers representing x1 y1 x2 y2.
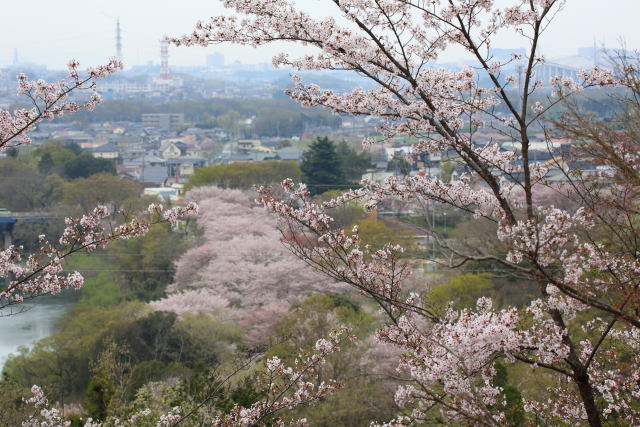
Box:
195 112 220 129
127 360 188 401
0 158 62 211
428 273 494 310
440 159 455 183
335 141 373 182
217 110 245 138
318 190 367 228
300 137 346 196
31 139 79 175
492 362 525 426
355 218 417 256
37 152 55 174
3 303 146 407
0 376 31 425
253 108 302 137
68 252 123 308
62 173 142 215
116 311 220 369
187 161 302 190
63 154 116 179
111 224 185 301
268 295 396 425
84 341 132 420
387 153 412 176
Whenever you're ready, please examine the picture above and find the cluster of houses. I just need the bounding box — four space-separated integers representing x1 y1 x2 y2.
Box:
363 132 606 188
27 119 211 186
8 114 317 201
5 106 607 207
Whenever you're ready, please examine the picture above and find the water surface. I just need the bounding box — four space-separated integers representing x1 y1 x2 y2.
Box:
0 297 76 369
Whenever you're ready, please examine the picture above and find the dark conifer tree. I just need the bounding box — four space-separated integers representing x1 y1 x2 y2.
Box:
301 137 346 195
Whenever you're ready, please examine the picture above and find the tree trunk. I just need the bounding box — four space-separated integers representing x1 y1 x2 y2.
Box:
574 370 603 427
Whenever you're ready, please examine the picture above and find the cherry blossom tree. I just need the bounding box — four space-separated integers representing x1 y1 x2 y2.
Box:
155 187 343 316
1 61 343 426
172 1 639 425
22 328 353 427
0 61 198 312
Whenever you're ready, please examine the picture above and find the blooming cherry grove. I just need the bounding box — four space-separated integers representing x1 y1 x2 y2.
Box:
154 186 342 316
173 0 640 425
3 61 352 426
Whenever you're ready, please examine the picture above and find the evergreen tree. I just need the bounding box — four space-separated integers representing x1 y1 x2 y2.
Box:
301 137 346 195
63 154 116 179
335 141 373 182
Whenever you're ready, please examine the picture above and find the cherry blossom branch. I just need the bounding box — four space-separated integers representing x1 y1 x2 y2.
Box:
257 181 438 322
0 203 198 310
0 58 122 150
171 2 639 425
209 327 353 426
171 354 260 426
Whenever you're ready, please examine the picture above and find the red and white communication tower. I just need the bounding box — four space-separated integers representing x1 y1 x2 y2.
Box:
159 39 172 80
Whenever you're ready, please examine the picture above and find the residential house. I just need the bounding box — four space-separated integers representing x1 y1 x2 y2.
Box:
166 156 208 179
161 141 189 159
119 154 169 186
223 153 253 164
87 143 119 160
144 187 180 201
276 147 304 162
80 141 109 150
51 130 92 143
237 139 260 151
361 170 394 186
260 137 281 148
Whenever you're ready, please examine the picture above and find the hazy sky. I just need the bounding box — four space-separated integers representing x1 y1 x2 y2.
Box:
1 0 638 70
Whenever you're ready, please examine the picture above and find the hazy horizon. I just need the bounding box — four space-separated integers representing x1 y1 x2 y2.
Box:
1 0 638 70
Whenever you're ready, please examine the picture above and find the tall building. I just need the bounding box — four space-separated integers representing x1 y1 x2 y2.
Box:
206 52 225 68
12 48 18 66
142 113 184 132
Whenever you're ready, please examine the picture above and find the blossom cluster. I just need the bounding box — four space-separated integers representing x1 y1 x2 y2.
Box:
210 327 354 426
22 385 71 427
0 203 198 310
258 181 416 316
1 58 122 149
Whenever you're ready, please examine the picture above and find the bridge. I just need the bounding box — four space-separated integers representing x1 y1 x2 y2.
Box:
535 62 580 86
513 62 583 88
0 212 61 249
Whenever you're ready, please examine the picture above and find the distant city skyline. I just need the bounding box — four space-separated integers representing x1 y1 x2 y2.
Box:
1 0 638 70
